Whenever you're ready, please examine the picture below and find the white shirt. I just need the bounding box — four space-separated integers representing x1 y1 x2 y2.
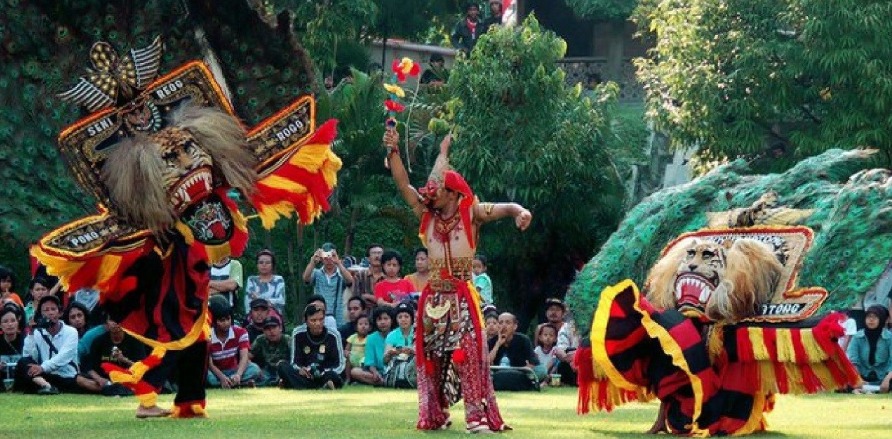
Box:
556 320 580 351
23 321 80 378
839 317 858 348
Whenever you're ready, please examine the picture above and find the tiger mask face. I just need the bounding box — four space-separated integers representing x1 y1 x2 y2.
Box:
101 105 257 231
646 238 783 323
674 240 726 318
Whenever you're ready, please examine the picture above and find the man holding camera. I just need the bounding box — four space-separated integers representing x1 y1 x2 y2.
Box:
279 303 345 389
302 242 354 327
82 315 148 395
15 296 89 394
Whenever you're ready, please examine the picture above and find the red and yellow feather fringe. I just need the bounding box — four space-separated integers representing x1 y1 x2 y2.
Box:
250 119 341 229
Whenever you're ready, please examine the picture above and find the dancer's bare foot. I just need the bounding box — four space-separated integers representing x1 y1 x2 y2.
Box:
136 405 172 419
646 402 668 434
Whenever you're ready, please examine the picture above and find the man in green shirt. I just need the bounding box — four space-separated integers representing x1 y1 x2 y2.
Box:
249 317 291 386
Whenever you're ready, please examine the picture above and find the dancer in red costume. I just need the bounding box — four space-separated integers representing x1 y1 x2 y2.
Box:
383 129 531 433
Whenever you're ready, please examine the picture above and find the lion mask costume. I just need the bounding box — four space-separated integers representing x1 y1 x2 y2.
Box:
576 227 859 436
31 38 341 418
646 238 783 323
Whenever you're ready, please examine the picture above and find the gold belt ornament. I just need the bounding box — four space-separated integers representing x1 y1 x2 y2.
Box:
425 301 451 320
428 257 474 282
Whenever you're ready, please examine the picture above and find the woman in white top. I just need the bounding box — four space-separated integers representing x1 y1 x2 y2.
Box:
245 250 286 317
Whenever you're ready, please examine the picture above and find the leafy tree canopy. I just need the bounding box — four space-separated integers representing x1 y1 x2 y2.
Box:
447 15 630 320
634 0 892 165
564 0 639 22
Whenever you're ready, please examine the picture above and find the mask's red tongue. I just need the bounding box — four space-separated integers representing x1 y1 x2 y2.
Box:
677 281 704 307
185 178 209 203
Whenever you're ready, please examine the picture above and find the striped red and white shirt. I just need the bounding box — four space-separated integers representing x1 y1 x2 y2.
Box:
209 325 250 370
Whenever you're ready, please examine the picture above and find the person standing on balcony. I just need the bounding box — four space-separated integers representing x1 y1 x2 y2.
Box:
451 3 482 55
482 0 504 34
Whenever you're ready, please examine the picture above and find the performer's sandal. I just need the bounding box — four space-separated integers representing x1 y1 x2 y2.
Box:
467 419 495 434
135 406 172 419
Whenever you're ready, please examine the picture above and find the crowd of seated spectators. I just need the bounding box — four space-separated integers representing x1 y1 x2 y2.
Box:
0 242 583 398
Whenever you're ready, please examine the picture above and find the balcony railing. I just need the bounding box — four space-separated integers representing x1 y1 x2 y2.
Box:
556 57 644 103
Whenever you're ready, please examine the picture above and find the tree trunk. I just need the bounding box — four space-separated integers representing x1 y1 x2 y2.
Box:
344 206 359 257
606 21 625 82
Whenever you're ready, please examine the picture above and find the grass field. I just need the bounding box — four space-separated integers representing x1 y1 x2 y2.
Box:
0 386 889 438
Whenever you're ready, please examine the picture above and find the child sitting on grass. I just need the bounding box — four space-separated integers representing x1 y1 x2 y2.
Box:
346 315 371 384
534 323 558 386
355 307 394 385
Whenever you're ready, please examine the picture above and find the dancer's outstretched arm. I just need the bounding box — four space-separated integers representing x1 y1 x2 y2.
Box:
383 128 423 218
474 201 532 231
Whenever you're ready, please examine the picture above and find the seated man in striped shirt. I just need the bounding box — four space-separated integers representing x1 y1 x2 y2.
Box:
207 303 261 388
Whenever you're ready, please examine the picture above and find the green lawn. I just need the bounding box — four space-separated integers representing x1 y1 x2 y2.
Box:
0 387 888 438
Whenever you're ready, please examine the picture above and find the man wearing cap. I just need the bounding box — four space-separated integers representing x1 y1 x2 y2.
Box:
384 129 531 432
303 242 354 327
541 298 566 334
245 298 275 343
250 316 291 386
15 295 90 394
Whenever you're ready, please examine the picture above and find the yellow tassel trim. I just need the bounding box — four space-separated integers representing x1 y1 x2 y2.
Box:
776 329 795 363
465 281 485 330
108 370 136 384
255 200 321 229
259 175 311 193
801 329 830 361
124 309 208 351
747 327 771 360
137 391 158 408
29 247 85 291
733 392 769 436
170 403 208 418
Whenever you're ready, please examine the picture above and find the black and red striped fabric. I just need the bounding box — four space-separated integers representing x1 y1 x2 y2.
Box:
580 280 859 436
105 233 209 344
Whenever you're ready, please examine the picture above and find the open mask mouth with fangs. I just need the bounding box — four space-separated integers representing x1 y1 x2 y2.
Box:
170 167 214 214
674 272 718 316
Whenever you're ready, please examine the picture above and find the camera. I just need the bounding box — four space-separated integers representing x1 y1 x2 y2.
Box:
309 363 323 378
33 316 54 330
320 250 333 258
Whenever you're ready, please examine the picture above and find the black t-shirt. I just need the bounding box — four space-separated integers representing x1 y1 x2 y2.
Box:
488 333 539 367
0 334 24 357
85 332 148 376
292 328 343 373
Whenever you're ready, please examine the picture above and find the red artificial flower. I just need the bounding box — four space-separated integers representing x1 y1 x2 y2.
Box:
384 99 406 113
391 57 421 82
